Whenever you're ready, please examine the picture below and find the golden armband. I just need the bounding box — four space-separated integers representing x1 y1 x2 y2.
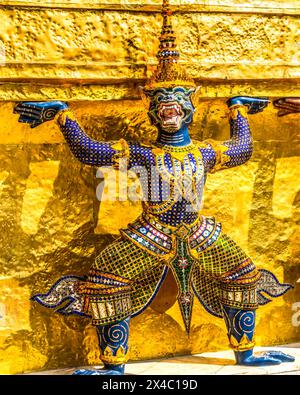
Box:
228 104 249 120
111 139 130 170
55 109 77 126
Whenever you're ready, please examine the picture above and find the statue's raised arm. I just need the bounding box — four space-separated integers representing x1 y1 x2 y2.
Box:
200 96 269 173
14 101 138 168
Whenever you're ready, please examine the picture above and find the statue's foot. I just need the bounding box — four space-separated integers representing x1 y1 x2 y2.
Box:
73 369 122 375
235 350 295 366
259 351 295 363
72 364 124 375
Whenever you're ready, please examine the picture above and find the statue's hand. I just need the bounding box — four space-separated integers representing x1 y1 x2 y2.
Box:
273 97 300 117
236 350 295 366
14 101 68 128
227 96 269 114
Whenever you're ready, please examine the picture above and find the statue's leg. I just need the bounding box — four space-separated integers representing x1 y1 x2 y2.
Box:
193 231 295 366
72 237 166 375
219 261 295 365
74 317 130 375
222 305 294 365
32 235 166 375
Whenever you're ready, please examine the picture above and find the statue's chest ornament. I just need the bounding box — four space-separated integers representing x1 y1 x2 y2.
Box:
152 143 205 202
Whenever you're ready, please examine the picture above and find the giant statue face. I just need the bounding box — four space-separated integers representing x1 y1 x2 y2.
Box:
145 87 196 133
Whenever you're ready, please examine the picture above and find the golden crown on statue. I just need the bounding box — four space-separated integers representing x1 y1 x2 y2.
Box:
144 0 196 90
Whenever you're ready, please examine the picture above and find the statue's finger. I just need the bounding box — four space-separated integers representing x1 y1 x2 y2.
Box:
18 115 35 124
14 105 41 116
284 98 300 105
14 106 37 115
274 104 294 111
274 101 299 110
282 102 300 110
273 99 286 107
14 102 44 113
13 103 26 114
273 98 300 109
16 109 41 120
30 120 43 129
277 110 291 117
279 106 300 112
17 101 43 108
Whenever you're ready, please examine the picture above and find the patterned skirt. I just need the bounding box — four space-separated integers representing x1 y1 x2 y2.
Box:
32 226 292 333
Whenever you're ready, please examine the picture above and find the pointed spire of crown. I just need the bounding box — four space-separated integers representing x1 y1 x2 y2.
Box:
157 0 180 63
144 0 195 91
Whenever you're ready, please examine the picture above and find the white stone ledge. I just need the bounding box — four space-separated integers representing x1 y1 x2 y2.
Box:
24 343 300 375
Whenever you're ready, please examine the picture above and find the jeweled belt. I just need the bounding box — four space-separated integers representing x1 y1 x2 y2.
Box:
142 212 203 238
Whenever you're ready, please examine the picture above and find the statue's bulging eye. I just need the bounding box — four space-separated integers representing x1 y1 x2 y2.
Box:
155 95 164 102
175 95 185 102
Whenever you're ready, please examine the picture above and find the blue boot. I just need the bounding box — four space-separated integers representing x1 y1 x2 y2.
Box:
222 306 295 366
73 317 130 375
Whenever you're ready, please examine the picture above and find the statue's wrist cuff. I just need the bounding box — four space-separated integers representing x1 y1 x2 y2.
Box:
55 108 75 126
227 103 247 109
228 105 248 120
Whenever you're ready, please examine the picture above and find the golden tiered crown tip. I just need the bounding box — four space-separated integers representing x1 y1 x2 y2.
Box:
144 0 195 91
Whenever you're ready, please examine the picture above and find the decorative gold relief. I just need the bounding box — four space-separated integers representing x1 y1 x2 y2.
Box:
0 5 299 83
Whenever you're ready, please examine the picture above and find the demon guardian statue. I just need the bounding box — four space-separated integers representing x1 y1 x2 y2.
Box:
14 0 294 375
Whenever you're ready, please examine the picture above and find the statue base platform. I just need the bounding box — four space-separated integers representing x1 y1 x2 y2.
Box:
26 344 300 375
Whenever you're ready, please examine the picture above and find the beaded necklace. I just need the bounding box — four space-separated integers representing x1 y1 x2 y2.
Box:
149 142 205 213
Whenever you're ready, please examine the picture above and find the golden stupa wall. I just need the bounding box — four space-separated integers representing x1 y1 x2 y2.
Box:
0 0 299 374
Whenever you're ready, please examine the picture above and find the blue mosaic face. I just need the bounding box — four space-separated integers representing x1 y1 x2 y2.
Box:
146 87 195 133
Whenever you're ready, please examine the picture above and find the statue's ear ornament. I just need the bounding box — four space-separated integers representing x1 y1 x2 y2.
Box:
143 0 196 92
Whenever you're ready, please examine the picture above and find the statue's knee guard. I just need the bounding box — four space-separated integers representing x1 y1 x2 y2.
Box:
78 270 132 325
